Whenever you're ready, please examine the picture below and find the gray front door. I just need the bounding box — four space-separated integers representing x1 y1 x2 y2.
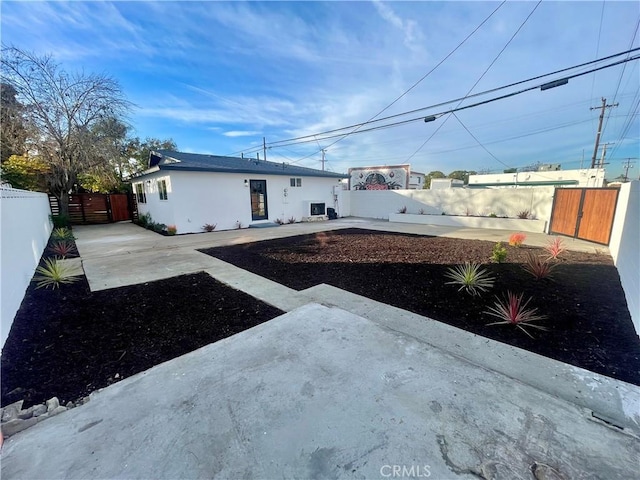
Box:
250 180 268 220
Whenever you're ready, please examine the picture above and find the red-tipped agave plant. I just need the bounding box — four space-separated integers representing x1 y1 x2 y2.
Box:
485 291 547 338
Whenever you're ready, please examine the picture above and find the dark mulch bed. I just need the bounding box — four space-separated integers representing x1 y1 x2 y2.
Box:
200 228 640 385
1 272 283 408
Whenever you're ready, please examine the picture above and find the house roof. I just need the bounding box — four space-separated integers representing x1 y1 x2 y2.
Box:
136 150 347 179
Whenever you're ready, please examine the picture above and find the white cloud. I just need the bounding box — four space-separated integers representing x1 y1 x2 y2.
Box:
223 131 261 138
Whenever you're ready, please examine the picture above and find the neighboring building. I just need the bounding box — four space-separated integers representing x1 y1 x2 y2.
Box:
348 165 424 190
409 171 426 190
130 150 347 233
430 178 464 190
468 168 605 188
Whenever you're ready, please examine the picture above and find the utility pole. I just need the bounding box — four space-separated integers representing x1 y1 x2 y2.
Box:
321 149 326 171
622 158 635 181
263 137 267 162
598 142 614 168
590 97 618 168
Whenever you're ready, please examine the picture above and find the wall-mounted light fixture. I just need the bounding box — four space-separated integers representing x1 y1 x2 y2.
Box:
244 179 249 187
146 180 151 185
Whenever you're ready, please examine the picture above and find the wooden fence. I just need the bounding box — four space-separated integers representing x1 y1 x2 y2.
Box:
49 193 137 224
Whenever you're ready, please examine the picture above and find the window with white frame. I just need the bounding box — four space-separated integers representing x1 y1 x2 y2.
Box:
135 183 146 204
290 177 302 187
158 179 168 200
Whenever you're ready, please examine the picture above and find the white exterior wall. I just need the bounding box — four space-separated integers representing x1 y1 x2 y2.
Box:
468 168 605 188
132 173 177 228
430 178 464 190
349 187 555 224
134 171 344 234
409 172 426 189
609 181 639 335
0 187 52 349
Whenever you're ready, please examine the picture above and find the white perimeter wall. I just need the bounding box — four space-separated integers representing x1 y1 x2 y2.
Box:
0 187 52 349
349 187 555 225
609 181 639 335
133 171 343 234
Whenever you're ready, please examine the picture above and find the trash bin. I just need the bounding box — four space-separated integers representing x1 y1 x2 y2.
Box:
327 207 337 220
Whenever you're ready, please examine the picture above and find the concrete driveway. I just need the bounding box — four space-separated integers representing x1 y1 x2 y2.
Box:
2 219 636 480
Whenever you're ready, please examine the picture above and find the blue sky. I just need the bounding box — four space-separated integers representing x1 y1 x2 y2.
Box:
2 1 639 179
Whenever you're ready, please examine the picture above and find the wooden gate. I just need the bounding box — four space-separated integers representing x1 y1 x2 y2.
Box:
108 194 131 222
549 188 619 245
49 193 137 224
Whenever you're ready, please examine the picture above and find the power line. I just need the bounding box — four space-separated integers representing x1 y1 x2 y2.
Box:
267 54 640 149
263 47 640 150
318 1 508 152
406 0 542 164
602 16 640 140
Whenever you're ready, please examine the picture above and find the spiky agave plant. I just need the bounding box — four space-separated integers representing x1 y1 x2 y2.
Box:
523 251 556 280
48 240 77 259
33 258 80 289
51 227 75 241
544 237 566 260
444 262 495 296
485 292 547 338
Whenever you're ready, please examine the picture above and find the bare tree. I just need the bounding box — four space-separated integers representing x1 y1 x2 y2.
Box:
1 46 131 214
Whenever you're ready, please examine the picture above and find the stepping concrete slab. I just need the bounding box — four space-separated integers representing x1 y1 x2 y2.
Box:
1 304 637 479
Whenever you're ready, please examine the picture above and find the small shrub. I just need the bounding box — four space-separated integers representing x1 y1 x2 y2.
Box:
444 262 495 296
485 292 547 338
33 258 80 289
509 232 526 247
235 220 243 229
48 240 76 258
50 214 71 228
545 237 566 260
491 242 507 263
419 208 425 215
137 212 152 228
398 206 407 214
488 212 497 218
202 223 217 232
275 218 284 225
287 217 296 224
148 222 166 233
441 211 446 215
167 225 177 236
517 210 530 219
51 227 75 241
523 252 555 280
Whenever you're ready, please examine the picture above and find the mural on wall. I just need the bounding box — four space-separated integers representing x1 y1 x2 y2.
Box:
349 165 411 190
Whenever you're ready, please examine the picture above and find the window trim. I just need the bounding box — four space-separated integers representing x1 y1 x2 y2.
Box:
158 179 168 201
135 183 146 204
290 177 302 187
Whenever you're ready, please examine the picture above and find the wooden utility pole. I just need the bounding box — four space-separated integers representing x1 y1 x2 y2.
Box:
321 149 326 171
622 158 635 181
590 97 618 168
263 137 267 162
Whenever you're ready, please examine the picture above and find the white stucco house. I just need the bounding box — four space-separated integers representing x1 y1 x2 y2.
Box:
130 150 347 233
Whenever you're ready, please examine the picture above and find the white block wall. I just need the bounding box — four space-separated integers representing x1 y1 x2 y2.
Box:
133 171 344 234
349 187 555 224
609 181 639 335
0 187 52 349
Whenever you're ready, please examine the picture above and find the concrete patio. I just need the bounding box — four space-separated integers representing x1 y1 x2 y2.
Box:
2 218 638 479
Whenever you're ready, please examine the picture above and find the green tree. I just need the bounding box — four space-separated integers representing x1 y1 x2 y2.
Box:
447 170 477 184
125 137 177 175
424 170 446 189
0 154 49 191
0 83 29 162
1 47 131 215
